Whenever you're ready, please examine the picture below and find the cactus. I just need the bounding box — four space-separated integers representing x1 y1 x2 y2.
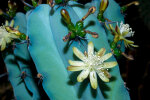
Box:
0 0 132 100
13 12 41 100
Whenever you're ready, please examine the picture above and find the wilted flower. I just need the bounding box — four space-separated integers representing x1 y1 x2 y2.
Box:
67 41 117 89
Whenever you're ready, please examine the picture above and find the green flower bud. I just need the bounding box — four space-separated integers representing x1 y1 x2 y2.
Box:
97 0 109 22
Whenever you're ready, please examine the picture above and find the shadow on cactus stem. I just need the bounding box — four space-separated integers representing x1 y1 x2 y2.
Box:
84 21 95 29
77 79 90 98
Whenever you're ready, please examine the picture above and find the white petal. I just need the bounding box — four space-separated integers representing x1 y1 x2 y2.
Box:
5 20 9 26
97 48 106 57
9 33 18 39
98 62 117 69
101 53 112 61
4 36 11 43
96 70 109 82
77 69 90 82
89 71 97 89
88 41 94 56
67 66 84 71
10 20 14 27
1 38 6 51
68 60 85 66
73 47 86 61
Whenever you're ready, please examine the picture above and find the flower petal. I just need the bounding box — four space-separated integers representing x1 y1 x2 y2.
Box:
115 24 121 35
122 31 129 37
88 41 94 56
89 71 97 89
130 44 139 47
1 38 6 51
77 69 90 82
5 20 9 26
101 53 112 61
10 20 14 27
73 47 86 61
98 62 117 69
68 60 85 66
9 33 19 39
67 66 84 71
96 70 109 82
4 36 11 43
97 48 106 57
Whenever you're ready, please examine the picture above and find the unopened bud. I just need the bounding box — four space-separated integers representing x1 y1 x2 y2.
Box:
100 0 109 12
61 9 71 24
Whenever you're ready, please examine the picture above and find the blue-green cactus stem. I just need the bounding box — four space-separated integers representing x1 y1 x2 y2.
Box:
69 1 130 100
13 12 41 100
27 5 79 100
2 50 32 100
27 1 130 100
49 4 104 100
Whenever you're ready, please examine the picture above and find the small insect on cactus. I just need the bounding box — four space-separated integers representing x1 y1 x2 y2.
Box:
0 0 134 100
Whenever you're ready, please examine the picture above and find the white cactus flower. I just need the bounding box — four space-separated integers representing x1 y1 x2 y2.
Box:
119 21 134 37
67 41 117 89
0 20 19 51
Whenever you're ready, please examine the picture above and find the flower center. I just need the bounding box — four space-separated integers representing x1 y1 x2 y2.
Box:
119 22 134 37
119 23 130 34
83 53 104 69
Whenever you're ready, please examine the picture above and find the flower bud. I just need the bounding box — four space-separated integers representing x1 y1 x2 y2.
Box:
61 9 71 25
100 0 109 12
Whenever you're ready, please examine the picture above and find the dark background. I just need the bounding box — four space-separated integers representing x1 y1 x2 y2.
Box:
0 0 150 100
